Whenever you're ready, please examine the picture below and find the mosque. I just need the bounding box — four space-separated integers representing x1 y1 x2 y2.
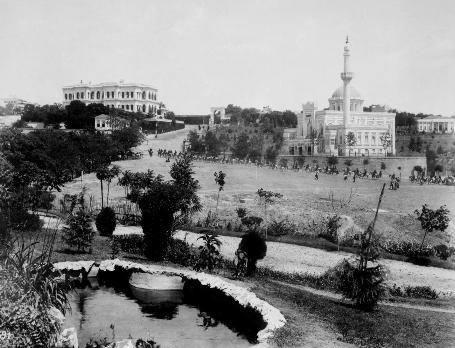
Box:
286 38 396 157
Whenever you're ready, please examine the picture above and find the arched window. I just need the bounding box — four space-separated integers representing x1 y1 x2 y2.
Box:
149 105 152 113
126 92 129 98
96 91 100 99
131 91 134 98
111 104 114 109
142 104 146 112
68 94 72 100
126 105 129 110
65 93 68 100
90 92 94 99
142 91 146 99
122 92 125 99
76 92 79 99
81 92 84 99
130 104 133 110
148 92 151 99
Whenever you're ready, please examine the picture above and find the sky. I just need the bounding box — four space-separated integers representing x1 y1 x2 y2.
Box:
1 0 454 115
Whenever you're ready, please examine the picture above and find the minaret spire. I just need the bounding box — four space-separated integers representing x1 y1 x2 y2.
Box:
341 36 353 127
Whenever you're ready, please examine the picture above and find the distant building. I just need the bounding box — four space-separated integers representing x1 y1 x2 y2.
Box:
288 38 396 157
417 116 455 133
94 114 129 132
1 97 34 114
62 81 160 114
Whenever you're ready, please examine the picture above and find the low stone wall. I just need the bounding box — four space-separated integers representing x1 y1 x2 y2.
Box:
278 154 427 178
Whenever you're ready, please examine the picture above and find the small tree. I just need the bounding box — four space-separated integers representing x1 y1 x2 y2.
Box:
193 233 222 272
380 162 386 170
344 159 352 167
434 164 443 176
363 158 369 167
256 188 282 239
62 209 94 253
345 131 357 156
214 171 226 216
96 166 110 208
327 155 338 169
105 165 120 206
96 206 117 236
415 204 450 250
397 166 402 178
380 132 392 156
238 231 267 276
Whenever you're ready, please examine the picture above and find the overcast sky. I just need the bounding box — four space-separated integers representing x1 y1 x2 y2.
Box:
1 0 454 115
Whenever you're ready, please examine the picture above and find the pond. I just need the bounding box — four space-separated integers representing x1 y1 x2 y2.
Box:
63 278 256 348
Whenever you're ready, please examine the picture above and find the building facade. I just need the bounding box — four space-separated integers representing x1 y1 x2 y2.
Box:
417 116 455 134
94 114 129 133
288 39 396 157
62 81 160 114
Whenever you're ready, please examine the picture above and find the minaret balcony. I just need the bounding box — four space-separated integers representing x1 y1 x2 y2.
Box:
341 72 353 81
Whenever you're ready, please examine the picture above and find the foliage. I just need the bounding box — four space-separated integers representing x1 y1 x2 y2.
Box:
95 207 117 236
166 238 195 267
433 244 454 261
238 231 267 276
434 164 443 173
380 162 386 170
345 132 357 149
318 215 341 244
362 158 369 166
264 146 278 163
232 133 250 159
125 155 201 261
389 284 438 300
187 130 205 153
62 193 95 253
214 170 226 215
380 132 392 155
344 159 352 167
415 204 450 249
0 236 71 347
236 207 247 219
267 219 297 237
193 233 222 272
112 234 144 254
380 240 435 258
327 155 338 168
240 216 263 231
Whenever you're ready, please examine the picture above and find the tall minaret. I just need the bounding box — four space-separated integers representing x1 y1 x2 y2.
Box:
341 36 353 127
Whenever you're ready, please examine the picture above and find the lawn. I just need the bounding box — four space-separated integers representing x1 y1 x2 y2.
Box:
57 128 455 250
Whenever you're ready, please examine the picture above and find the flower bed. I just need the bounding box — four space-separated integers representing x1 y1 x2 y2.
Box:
53 259 286 345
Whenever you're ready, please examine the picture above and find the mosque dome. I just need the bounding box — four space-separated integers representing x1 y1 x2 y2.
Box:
331 85 362 100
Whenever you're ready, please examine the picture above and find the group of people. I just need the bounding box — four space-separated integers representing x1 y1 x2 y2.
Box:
409 174 454 186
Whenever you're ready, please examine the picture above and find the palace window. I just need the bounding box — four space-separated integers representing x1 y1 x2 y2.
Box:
142 91 146 100
76 92 79 99
126 105 129 110
96 91 100 99
64 94 68 100
122 92 125 98
81 92 84 99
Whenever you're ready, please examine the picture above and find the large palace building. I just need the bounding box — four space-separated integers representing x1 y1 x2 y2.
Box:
286 39 396 157
62 80 160 114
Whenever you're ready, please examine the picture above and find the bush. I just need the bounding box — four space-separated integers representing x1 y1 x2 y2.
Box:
332 259 386 310
238 231 267 276
193 233 222 272
236 207 247 219
434 244 455 260
62 209 95 253
318 215 341 244
0 239 70 347
112 234 144 254
389 284 438 299
241 216 263 231
95 207 117 236
380 240 435 258
166 238 195 267
268 219 296 237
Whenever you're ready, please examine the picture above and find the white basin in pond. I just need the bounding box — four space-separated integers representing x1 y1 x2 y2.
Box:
129 272 184 290
129 272 184 304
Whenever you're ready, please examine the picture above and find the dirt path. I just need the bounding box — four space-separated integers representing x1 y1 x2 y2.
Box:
175 230 455 296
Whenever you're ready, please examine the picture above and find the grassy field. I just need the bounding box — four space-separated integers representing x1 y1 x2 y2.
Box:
58 128 455 249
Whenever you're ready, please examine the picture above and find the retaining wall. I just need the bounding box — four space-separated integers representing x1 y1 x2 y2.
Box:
278 155 427 177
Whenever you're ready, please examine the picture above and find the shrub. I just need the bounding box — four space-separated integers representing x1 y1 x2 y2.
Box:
434 244 455 260
318 215 341 244
193 233 222 272
238 231 267 276
166 238 195 267
236 207 247 219
112 234 144 254
62 209 95 253
268 219 296 237
0 238 70 347
389 284 438 299
380 162 386 170
95 207 117 236
241 216 263 231
380 240 434 258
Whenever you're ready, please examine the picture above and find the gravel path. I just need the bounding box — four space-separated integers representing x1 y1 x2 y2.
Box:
174 230 455 296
